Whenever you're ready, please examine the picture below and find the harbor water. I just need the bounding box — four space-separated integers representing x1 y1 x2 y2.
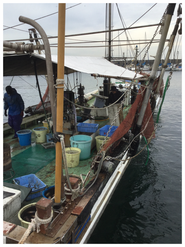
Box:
3 71 182 243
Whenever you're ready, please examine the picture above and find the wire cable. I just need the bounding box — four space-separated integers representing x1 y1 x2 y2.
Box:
3 3 81 31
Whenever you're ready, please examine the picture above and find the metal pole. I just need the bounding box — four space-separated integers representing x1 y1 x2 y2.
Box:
54 3 66 203
3 41 45 52
108 3 112 62
19 16 56 133
136 4 176 127
156 17 181 93
107 3 112 98
130 3 176 155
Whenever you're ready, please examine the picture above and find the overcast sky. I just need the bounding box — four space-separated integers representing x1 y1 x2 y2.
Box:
3 2 182 59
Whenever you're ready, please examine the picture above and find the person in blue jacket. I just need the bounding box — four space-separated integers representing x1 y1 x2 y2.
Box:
4 86 24 138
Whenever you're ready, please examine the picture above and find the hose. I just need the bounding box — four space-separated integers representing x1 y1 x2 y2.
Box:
33 59 52 134
59 135 82 201
79 151 105 197
59 135 73 194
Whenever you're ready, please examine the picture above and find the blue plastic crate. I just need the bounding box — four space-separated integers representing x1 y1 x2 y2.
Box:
99 125 118 137
13 174 46 201
77 123 99 133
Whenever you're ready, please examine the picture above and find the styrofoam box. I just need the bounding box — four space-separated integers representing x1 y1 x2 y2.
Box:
3 186 21 221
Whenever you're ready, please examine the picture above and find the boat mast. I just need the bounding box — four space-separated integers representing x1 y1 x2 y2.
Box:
131 3 176 154
104 3 113 101
108 3 112 62
55 3 66 203
105 3 113 60
156 16 182 93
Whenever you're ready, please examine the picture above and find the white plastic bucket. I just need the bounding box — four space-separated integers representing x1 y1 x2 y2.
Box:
33 127 47 143
65 147 81 167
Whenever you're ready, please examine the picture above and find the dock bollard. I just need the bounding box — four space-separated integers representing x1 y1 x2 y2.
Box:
35 198 53 234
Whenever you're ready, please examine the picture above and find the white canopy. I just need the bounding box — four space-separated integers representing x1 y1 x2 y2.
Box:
50 55 144 80
3 52 144 80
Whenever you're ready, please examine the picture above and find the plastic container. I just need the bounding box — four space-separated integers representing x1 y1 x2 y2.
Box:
33 127 47 143
99 125 118 137
13 174 46 201
70 135 92 160
18 203 36 228
42 185 55 199
77 123 99 133
16 129 32 146
95 135 111 152
65 147 81 167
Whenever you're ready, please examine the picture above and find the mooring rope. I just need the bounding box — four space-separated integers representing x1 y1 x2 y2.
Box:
18 219 36 244
18 210 53 244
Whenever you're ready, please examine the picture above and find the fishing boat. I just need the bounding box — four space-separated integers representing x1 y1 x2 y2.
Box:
3 3 181 244
172 62 182 71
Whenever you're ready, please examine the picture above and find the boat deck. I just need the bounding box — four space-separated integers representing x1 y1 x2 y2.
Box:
4 105 132 187
3 122 98 203
3 122 110 243
3 104 132 243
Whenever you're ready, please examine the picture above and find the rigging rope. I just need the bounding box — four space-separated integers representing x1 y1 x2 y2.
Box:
132 5 167 73
115 3 135 57
114 3 159 62
9 76 14 86
3 3 81 31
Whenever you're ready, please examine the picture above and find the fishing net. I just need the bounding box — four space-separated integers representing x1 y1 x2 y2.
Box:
141 99 155 139
103 85 155 152
103 86 145 151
